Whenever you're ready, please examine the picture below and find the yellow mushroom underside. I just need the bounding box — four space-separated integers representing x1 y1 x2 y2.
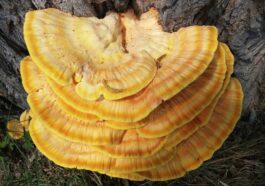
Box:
24 8 218 121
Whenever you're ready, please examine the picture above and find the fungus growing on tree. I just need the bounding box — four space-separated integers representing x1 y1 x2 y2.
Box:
7 119 24 140
20 110 31 131
20 8 243 181
24 8 218 122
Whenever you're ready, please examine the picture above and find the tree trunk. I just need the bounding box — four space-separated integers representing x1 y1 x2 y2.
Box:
1 0 264 124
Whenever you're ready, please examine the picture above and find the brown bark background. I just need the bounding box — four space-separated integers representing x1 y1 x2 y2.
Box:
0 0 264 184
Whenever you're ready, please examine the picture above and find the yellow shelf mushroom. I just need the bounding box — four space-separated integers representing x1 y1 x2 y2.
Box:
20 7 243 182
29 119 175 173
107 79 243 181
7 119 24 140
24 9 158 101
27 79 242 181
136 43 227 137
19 110 31 131
24 8 218 121
21 42 225 144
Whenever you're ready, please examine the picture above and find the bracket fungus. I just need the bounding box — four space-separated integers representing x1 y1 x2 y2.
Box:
21 8 243 181
24 8 218 122
7 119 24 140
20 110 31 131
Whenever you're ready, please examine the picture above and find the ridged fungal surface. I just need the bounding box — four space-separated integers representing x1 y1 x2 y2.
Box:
20 8 243 181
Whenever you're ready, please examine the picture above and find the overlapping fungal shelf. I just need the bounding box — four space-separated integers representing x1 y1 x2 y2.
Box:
21 8 243 181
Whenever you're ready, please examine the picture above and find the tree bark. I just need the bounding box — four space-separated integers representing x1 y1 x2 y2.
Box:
0 0 264 122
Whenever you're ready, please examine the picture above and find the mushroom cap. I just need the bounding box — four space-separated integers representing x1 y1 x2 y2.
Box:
20 56 46 93
27 78 242 181
21 57 126 145
29 118 175 173
133 79 243 181
163 106 214 150
21 47 224 144
21 42 226 144
7 119 24 140
46 25 218 122
24 8 218 121
27 88 125 145
164 42 235 149
22 57 167 155
164 46 233 149
120 8 172 60
92 130 167 158
19 110 31 131
24 8 158 101
136 43 227 137
21 7 243 181
106 172 145 181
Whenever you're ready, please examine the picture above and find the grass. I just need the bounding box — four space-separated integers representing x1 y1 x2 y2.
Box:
0 105 265 186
